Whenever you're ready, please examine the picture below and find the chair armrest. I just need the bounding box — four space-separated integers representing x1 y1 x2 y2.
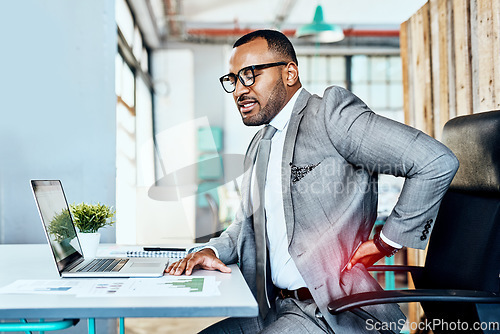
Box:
367 265 424 280
328 289 500 314
367 265 422 274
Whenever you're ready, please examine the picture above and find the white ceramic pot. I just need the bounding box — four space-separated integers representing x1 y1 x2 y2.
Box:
77 232 101 259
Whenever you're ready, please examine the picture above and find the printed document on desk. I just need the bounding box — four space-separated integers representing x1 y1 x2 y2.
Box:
0 277 220 298
113 276 221 297
0 279 94 295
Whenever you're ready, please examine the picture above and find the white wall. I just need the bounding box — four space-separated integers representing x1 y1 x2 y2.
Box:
0 0 117 244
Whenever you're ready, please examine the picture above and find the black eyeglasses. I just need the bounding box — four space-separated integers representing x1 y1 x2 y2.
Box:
219 62 288 93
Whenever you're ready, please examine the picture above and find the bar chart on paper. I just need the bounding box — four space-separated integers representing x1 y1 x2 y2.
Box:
124 276 220 297
165 277 204 292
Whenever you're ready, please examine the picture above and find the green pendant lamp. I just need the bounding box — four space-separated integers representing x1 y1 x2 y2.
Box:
295 5 344 43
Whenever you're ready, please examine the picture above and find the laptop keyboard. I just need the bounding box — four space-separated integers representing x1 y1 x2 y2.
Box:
76 258 129 272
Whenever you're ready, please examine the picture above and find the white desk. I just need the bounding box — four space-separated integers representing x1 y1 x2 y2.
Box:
0 244 257 320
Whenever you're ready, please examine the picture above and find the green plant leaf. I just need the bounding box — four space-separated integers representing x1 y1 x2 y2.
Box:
69 202 116 233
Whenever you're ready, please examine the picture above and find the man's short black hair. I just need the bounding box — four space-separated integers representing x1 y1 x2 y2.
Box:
233 29 298 65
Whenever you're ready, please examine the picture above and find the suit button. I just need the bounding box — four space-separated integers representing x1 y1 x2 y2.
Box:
425 223 432 229
423 229 429 235
420 235 427 241
427 219 433 224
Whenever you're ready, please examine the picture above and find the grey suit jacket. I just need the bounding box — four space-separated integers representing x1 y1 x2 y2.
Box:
206 86 459 332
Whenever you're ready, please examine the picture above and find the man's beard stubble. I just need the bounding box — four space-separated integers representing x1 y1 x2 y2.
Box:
242 77 287 126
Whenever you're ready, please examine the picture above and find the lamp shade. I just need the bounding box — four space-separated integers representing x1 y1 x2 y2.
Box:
295 5 344 43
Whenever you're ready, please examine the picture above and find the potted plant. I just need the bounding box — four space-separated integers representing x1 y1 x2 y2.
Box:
70 202 115 258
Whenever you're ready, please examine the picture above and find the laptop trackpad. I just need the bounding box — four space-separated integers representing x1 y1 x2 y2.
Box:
130 262 162 268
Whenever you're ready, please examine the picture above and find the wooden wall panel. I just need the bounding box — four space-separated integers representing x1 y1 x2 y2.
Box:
410 3 434 136
430 0 441 138
410 12 424 130
430 0 453 140
401 0 499 136
446 0 457 121
400 1 498 330
493 0 500 110
401 21 413 127
477 0 497 111
470 0 480 113
453 0 473 116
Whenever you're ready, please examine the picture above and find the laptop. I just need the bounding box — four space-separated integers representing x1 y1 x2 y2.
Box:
31 180 168 278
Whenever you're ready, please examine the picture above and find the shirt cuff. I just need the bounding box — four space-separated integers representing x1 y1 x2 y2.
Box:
380 231 403 249
188 245 219 258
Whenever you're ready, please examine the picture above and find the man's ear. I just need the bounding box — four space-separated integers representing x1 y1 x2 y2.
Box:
284 62 299 86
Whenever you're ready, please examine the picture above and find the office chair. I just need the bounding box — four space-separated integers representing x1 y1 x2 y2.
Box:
328 110 500 334
205 192 222 237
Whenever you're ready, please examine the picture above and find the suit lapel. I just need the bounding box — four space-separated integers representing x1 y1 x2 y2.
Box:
282 89 311 245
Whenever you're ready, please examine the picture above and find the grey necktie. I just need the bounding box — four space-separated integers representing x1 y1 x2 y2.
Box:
253 124 277 318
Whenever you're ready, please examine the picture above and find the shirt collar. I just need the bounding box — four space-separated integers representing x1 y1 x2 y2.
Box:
269 87 303 132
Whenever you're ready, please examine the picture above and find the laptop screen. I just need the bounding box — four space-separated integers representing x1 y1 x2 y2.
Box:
31 180 83 272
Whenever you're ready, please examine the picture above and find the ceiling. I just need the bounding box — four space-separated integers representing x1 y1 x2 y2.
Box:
128 0 427 49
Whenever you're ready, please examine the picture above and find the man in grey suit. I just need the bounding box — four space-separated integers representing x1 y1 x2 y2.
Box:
167 30 458 333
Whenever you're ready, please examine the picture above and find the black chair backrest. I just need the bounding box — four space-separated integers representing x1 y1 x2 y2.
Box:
416 110 500 332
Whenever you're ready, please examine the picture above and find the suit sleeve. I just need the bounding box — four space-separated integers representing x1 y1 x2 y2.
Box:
323 86 459 249
202 205 245 264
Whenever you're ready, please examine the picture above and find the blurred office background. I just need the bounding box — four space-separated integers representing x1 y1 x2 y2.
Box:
0 0 425 247
5 1 499 333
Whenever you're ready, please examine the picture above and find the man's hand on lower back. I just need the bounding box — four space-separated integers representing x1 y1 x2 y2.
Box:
345 240 385 271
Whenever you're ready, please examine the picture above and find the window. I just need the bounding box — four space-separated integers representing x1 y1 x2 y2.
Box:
297 54 403 121
115 0 154 243
351 55 403 122
297 56 346 95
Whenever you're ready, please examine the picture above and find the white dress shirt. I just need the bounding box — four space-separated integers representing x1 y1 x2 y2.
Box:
264 88 307 290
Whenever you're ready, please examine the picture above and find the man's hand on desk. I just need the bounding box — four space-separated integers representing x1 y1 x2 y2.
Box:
165 248 232 276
